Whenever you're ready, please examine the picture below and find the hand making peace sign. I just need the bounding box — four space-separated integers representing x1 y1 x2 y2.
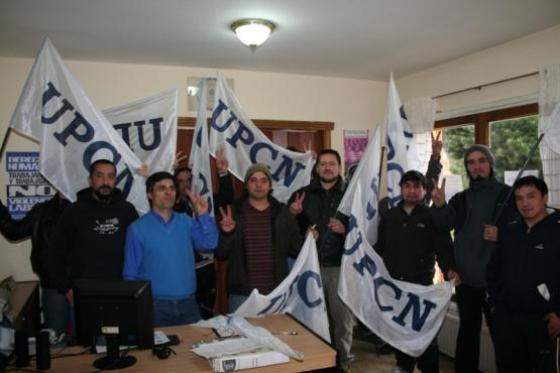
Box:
432 131 442 159
218 205 236 233
186 189 209 216
289 192 306 216
431 177 446 207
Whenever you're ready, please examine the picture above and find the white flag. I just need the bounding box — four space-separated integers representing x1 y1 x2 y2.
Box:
234 233 331 343
188 79 215 216
9 38 149 213
103 88 178 174
338 184 452 357
338 126 382 245
385 74 420 208
209 76 314 203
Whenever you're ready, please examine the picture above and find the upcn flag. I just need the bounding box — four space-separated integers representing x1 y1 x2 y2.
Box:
103 88 178 174
9 39 149 213
209 76 314 203
234 233 331 343
188 79 214 216
384 74 420 208
338 126 382 245
338 184 452 357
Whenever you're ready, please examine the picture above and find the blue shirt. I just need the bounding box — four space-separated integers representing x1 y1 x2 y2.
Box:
122 210 218 300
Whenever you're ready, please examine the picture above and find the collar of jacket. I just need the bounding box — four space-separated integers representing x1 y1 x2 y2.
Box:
76 187 125 206
397 199 426 214
308 177 346 193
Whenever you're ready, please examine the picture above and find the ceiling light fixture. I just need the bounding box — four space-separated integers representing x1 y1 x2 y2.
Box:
230 19 276 51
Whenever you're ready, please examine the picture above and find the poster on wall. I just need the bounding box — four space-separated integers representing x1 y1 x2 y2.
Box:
6 151 54 220
343 129 369 179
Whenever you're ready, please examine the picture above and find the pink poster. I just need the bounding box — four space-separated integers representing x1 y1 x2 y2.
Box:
344 129 369 168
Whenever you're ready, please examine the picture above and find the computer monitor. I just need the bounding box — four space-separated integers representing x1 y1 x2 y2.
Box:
74 279 154 370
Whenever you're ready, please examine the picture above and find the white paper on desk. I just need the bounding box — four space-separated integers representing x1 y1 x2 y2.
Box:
194 315 304 361
94 330 169 353
192 337 264 359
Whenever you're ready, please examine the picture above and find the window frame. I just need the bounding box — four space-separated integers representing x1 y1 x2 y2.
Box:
434 103 538 144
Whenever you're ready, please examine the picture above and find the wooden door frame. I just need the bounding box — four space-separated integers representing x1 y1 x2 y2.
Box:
177 117 334 149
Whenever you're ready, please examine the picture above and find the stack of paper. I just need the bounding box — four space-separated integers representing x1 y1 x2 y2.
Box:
191 337 289 372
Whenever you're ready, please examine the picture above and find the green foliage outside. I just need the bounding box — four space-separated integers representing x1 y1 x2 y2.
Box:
490 116 542 182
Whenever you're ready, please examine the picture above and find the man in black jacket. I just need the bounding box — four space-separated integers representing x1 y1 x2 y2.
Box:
216 164 302 312
0 191 70 337
487 176 560 373
431 144 517 373
288 149 354 371
52 159 138 305
377 170 460 373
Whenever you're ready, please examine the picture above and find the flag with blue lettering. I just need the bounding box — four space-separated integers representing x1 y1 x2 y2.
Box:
103 88 178 174
209 76 314 203
234 233 331 343
8 38 149 213
338 126 382 245
385 74 420 208
188 79 214 216
338 184 452 357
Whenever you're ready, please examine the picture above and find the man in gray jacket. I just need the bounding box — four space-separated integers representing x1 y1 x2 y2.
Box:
431 145 516 373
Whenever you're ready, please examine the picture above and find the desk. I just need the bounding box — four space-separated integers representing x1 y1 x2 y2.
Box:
49 314 336 372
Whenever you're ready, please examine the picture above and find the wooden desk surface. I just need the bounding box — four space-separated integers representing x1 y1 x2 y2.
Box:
49 314 336 372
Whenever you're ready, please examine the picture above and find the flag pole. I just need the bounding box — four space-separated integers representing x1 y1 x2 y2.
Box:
0 127 12 164
493 133 544 224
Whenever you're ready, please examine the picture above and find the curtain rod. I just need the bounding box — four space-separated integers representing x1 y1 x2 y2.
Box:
432 71 538 100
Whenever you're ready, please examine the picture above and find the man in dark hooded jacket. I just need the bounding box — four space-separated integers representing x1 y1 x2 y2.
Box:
52 159 138 304
430 144 517 373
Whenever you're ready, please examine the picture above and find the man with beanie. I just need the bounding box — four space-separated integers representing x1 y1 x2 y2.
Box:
377 170 460 373
216 163 303 312
431 144 517 373
288 149 354 373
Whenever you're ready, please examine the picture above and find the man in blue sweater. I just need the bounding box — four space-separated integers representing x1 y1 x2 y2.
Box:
123 171 218 326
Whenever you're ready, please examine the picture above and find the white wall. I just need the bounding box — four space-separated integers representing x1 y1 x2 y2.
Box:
0 57 387 281
398 24 560 118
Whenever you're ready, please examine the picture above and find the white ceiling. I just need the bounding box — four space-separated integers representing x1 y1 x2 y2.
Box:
1 0 559 81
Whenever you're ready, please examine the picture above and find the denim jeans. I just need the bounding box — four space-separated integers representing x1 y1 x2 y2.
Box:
153 296 201 327
41 287 70 336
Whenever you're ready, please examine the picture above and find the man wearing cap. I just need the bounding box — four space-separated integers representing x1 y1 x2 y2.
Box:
216 164 303 312
431 144 517 373
377 170 460 373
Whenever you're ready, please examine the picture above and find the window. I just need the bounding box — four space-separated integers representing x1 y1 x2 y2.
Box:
435 103 540 186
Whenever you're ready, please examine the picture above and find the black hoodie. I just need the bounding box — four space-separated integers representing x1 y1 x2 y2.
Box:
52 187 138 293
487 210 560 315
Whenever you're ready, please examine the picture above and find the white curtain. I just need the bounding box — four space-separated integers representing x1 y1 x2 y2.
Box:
404 97 437 174
539 64 560 208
